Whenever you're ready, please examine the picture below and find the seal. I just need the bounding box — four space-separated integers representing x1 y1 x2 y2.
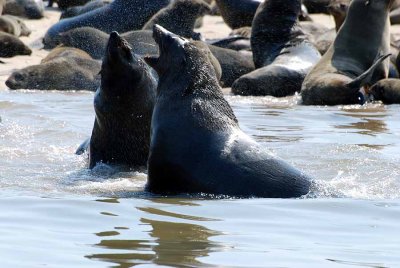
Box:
301 0 392 106
215 0 262 29
58 27 158 59
0 14 31 36
48 0 90 9
4 0 44 19
43 0 170 48
6 47 100 90
0 32 31 57
302 0 331 14
232 0 321 97
142 0 211 39
83 32 157 169
370 78 400 104
60 0 111 19
58 26 247 87
144 25 312 198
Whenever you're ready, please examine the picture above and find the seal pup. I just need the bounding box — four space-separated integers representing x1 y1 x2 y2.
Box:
232 0 321 97
0 32 31 57
301 0 392 106
369 79 400 104
142 0 211 39
43 0 170 48
83 32 157 169
144 25 311 198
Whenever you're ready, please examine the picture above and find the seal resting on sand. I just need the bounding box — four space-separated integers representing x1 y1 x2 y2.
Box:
6 47 100 91
301 0 392 106
144 25 312 198
81 32 157 169
43 0 170 48
0 32 31 57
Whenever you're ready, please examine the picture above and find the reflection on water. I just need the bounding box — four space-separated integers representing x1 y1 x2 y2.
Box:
87 199 224 267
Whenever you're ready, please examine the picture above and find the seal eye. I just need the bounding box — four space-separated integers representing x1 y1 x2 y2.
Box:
365 0 370 5
14 73 24 81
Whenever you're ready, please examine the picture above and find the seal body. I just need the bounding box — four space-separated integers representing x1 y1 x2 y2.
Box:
142 0 210 39
43 0 170 48
301 0 392 105
4 0 44 19
215 0 262 29
60 0 111 19
370 78 400 104
0 32 31 57
0 14 31 36
6 47 100 91
232 0 321 97
87 32 157 169
58 27 158 59
58 26 252 87
145 25 312 198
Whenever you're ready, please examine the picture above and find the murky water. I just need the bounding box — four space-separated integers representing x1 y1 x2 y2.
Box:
0 89 399 267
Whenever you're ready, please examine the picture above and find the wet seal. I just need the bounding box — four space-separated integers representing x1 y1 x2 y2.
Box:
79 32 157 169
301 0 392 105
144 25 312 198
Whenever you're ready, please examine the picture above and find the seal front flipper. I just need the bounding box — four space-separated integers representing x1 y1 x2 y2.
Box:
75 138 90 155
347 53 392 89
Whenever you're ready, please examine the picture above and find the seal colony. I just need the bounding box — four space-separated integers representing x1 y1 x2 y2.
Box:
2 0 400 198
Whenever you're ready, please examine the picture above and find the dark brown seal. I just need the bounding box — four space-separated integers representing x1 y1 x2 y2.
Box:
301 0 392 106
84 32 157 169
370 78 400 104
232 0 321 97
144 25 312 198
142 0 211 39
43 0 170 48
0 32 31 57
6 47 100 91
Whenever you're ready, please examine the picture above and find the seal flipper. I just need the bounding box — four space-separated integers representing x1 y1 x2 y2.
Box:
75 138 91 155
346 53 391 89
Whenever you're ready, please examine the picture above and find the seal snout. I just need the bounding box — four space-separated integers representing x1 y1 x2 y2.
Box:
107 31 133 62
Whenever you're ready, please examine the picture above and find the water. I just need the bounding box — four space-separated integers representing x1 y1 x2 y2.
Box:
0 89 399 267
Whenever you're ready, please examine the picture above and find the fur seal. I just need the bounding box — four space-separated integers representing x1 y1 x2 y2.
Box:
85 32 157 169
58 26 250 87
60 0 111 19
142 0 210 39
43 0 170 48
48 0 89 9
6 47 100 90
144 25 312 198
215 0 262 29
232 0 321 97
0 32 31 57
302 0 331 14
0 14 31 36
370 78 400 104
301 0 392 106
58 27 158 59
4 0 44 19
